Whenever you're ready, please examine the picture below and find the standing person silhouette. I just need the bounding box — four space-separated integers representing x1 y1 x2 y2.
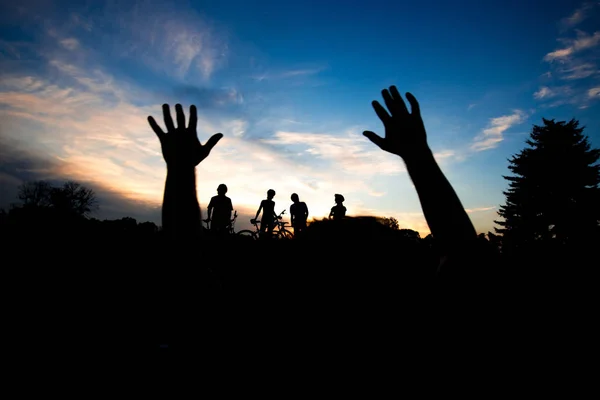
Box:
290 193 309 237
253 189 279 239
206 184 233 236
329 194 346 220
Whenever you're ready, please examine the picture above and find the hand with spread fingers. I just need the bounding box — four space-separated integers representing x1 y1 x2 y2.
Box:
148 104 223 169
363 86 429 159
363 85 478 277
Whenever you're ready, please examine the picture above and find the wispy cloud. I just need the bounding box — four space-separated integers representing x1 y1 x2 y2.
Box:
544 31 600 62
471 110 527 151
559 1 598 31
45 2 228 82
589 86 600 97
559 62 598 79
262 130 404 177
533 85 574 99
534 86 554 99
280 67 325 77
59 38 79 51
537 3 600 109
465 206 495 214
251 66 326 82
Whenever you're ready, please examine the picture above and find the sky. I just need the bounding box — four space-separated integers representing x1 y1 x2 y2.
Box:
1 0 599 235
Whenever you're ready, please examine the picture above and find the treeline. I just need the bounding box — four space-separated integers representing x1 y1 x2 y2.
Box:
0 180 159 241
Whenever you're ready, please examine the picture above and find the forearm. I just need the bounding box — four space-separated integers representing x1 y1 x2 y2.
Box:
403 147 476 251
162 166 201 239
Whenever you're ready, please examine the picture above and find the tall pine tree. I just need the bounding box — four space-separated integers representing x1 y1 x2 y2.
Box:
495 118 600 253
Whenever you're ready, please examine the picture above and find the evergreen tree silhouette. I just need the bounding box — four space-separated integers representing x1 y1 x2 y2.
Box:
495 118 600 254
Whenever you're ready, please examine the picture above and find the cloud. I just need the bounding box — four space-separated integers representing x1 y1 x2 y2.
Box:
560 62 599 79
251 66 326 82
589 87 600 97
471 110 527 151
70 13 93 31
280 67 325 78
534 86 554 99
538 6 600 109
99 1 229 81
171 85 244 108
262 131 404 176
533 85 573 99
59 38 79 51
9 1 228 82
544 31 600 62
560 1 598 30
465 206 495 214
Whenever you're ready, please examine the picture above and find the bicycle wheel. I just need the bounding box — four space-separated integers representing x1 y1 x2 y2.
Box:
276 229 293 240
237 230 257 240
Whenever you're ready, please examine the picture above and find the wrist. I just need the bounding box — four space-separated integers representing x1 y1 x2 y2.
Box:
401 146 434 167
167 163 196 175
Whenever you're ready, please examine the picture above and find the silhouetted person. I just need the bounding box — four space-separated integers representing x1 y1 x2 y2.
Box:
329 194 346 220
362 86 478 278
254 189 279 239
205 184 233 236
290 193 309 236
148 103 222 241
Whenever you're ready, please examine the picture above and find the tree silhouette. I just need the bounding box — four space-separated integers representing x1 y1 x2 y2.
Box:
382 217 399 230
18 181 52 207
17 180 98 217
495 118 600 253
398 228 420 241
51 181 98 217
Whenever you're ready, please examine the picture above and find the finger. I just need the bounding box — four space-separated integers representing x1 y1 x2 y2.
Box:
371 101 391 124
147 116 165 140
363 131 386 149
405 92 421 116
175 103 186 129
203 133 224 152
162 104 175 132
389 86 409 114
188 105 197 130
381 89 398 116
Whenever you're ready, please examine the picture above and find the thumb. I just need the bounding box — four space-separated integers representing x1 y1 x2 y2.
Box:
204 133 223 152
363 131 385 149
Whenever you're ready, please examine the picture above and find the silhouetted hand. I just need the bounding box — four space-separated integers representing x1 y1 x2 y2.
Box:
148 104 223 169
363 86 428 159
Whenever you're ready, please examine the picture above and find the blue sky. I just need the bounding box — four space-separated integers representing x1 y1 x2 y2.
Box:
1 0 599 234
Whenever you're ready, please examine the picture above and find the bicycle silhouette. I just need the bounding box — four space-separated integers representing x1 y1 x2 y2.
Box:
203 210 238 235
237 209 293 240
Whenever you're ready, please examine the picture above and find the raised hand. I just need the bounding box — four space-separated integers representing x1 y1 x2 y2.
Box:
148 104 223 169
363 86 428 159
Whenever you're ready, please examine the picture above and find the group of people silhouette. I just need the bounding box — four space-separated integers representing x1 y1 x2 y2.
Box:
204 184 345 238
147 85 480 276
